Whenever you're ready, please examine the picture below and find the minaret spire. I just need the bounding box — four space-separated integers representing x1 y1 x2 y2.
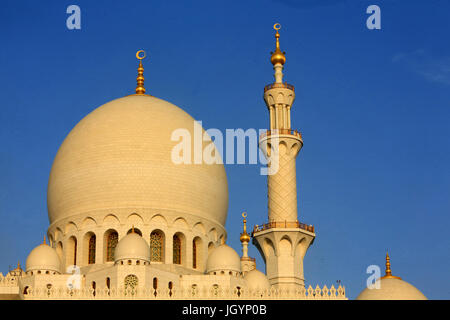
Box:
240 211 256 273
270 23 286 83
135 50 147 95
240 212 251 258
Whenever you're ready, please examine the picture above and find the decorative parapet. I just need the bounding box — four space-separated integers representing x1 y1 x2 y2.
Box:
20 284 346 300
0 273 19 287
252 221 315 235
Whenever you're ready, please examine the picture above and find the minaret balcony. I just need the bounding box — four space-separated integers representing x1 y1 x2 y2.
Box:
264 82 295 92
251 221 315 236
260 129 302 140
240 257 256 263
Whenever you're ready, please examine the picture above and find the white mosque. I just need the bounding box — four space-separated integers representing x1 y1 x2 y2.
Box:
0 25 427 300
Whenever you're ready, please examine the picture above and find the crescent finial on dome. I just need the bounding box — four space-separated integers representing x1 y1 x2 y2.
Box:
381 252 402 280
135 50 147 95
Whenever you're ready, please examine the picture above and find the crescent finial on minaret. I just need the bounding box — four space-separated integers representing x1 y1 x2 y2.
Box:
271 23 286 66
240 211 251 243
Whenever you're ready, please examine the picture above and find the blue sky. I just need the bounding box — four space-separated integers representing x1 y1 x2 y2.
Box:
0 0 449 299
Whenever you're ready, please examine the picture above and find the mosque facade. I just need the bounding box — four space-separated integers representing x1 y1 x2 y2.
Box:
0 26 426 300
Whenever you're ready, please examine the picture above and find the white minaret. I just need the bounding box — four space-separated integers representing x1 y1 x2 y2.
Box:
252 24 316 291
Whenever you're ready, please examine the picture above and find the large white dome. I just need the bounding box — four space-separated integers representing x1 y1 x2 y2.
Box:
47 94 228 227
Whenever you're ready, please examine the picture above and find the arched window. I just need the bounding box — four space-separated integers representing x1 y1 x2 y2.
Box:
168 281 173 297
92 281 96 297
73 239 77 265
193 237 202 269
193 239 197 269
88 235 96 264
191 284 198 296
106 277 111 290
66 236 77 266
153 277 158 297
173 235 181 264
124 274 138 290
150 231 164 262
212 284 219 296
106 231 118 262
56 242 63 264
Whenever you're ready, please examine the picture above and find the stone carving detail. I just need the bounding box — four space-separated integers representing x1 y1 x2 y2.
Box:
18 283 347 300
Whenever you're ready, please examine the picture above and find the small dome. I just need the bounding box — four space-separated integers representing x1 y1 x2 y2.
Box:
356 278 427 300
114 232 150 262
26 243 61 273
244 269 271 291
206 244 241 274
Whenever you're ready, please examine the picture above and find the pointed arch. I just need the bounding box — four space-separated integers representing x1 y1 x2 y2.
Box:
66 236 77 266
192 237 203 270
104 229 118 262
150 229 165 263
173 233 185 265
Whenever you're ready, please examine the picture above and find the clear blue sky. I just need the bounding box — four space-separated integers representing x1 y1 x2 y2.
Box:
0 0 449 299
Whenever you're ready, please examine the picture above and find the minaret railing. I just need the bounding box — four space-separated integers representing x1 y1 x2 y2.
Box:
260 129 302 140
264 82 295 92
252 221 315 235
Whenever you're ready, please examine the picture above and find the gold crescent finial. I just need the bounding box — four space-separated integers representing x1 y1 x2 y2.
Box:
240 211 251 243
270 23 286 66
135 50 147 95
43 235 46 244
136 50 146 60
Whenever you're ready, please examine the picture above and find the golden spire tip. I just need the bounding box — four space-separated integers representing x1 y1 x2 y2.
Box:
380 251 402 280
270 23 286 66
43 235 46 245
135 50 147 95
240 211 251 243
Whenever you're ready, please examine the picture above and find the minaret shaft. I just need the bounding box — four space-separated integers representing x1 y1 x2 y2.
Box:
267 143 299 222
